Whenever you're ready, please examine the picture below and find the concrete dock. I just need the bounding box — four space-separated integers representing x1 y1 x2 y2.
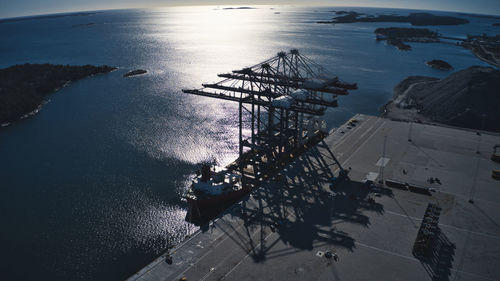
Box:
128 114 500 281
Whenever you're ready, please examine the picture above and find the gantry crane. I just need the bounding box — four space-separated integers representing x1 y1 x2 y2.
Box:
182 49 357 183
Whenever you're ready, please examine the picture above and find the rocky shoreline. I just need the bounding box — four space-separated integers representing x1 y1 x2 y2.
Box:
0 63 116 125
383 66 500 132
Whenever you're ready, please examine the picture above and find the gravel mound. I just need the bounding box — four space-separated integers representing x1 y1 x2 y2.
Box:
392 66 500 132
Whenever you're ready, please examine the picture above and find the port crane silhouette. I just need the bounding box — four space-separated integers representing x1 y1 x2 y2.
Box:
182 49 357 184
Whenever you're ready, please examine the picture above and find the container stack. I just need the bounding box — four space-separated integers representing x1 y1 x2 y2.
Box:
413 203 441 257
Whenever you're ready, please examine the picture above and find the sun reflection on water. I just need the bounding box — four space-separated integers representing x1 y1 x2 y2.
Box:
112 7 291 263
126 6 293 168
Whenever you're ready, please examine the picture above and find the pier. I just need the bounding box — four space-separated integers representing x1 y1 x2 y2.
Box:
128 114 500 281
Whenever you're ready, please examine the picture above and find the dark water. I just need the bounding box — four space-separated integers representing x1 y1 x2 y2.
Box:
0 5 494 281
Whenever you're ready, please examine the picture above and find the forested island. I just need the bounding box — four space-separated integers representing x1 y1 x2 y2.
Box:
318 12 469 26
0 63 116 125
374 27 439 50
426 60 453 70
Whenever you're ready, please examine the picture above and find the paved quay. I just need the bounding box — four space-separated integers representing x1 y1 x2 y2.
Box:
128 114 500 281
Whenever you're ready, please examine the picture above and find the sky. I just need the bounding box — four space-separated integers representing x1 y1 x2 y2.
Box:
1 0 500 19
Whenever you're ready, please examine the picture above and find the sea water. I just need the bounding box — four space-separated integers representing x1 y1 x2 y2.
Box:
0 5 495 281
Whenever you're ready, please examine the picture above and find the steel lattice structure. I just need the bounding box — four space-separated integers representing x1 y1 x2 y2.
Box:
182 49 357 182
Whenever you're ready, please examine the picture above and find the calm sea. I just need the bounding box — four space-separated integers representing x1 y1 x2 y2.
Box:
0 5 495 281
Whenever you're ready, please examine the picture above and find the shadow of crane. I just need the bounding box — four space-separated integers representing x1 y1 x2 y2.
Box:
193 142 393 263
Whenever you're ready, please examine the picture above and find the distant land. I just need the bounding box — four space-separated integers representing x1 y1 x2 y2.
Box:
222 7 256 10
0 11 99 24
318 12 469 26
383 66 500 132
374 27 438 50
456 13 500 20
0 63 115 125
72 22 95 28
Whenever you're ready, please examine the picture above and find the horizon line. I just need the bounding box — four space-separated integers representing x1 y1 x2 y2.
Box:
1 4 500 21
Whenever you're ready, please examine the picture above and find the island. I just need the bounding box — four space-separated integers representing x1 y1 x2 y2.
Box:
426 59 453 70
123 69 147 77
382 66 500 132
222 7 256 10
0 63 116 125
334 10 364 16
457 13 500 20
318 12 469 26
375 27 439 50
72 22 95 27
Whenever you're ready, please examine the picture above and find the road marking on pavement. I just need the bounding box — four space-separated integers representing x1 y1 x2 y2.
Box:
385 210 500 240
332 119 386 175
340 119 387 168
358 125 373 140
220 231 275 279
198 224 269 281
375 157 390 167
354 241 417 261
334 116 373 148
173 222 247 280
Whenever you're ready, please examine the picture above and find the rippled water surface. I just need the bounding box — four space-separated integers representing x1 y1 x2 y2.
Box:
0 5 495 281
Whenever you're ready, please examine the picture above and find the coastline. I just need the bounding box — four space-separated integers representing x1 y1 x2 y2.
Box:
382 66 500 132
0 64 116 126
460 35 500 69
466 45 500 68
